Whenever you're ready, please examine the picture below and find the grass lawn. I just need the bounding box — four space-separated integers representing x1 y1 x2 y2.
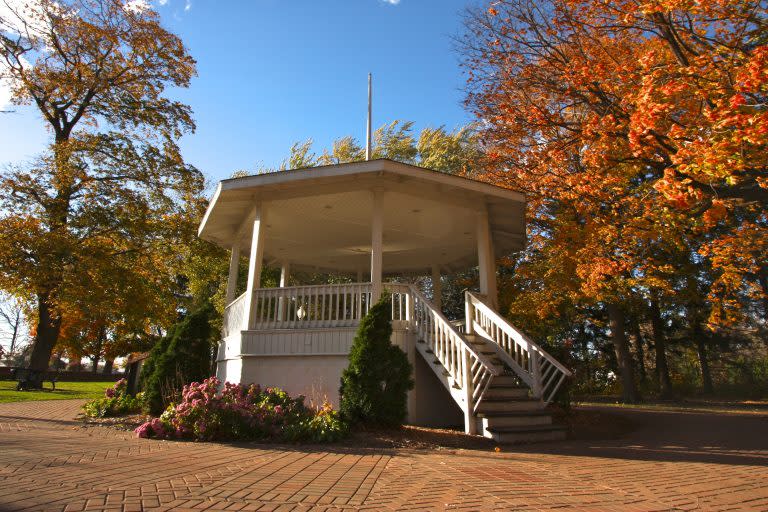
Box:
576 399 768 415
0 380 113 403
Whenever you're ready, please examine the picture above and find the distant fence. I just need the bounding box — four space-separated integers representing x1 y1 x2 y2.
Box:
0 367 125 382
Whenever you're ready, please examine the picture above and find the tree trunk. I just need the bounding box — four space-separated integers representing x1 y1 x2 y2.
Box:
28 293 62 372
102 358 114 375
606 303 639 403
692 320 714 394
696 338 714 393
91 325 106 373
649 298 673 398
759 264 768 323
630 317 647 383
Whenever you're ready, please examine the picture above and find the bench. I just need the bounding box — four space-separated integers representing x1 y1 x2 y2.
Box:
10 368 58 391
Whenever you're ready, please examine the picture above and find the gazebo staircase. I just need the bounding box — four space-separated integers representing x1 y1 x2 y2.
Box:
411 288 571 443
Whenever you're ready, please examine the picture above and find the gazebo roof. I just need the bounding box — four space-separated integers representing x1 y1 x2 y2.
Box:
198 159 526 274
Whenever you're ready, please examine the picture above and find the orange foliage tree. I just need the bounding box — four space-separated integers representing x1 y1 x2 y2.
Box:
463 0 767 400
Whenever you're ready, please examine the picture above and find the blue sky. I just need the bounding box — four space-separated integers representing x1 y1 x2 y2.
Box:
0 0 480 183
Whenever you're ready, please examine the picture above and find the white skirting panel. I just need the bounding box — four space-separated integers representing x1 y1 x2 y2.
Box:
240 355 349 407
216 357 242 385
214 327 457 424
239 328 410 356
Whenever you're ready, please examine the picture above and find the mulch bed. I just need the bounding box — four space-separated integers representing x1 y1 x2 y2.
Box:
79 413 149 431
79 407 637 450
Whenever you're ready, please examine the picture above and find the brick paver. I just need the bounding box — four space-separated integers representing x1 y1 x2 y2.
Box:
0 400 766 511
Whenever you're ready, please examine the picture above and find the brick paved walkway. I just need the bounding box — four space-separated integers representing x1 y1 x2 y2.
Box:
0 400 767 511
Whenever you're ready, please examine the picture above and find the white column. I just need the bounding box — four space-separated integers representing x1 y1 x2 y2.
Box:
244 204 266 330
279 261 290 288
277 261 290 321
370 190 383 302
431 265 442 312
477 208 498 309
225 243 240 305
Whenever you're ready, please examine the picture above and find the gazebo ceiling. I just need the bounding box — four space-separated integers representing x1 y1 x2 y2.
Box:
198 159 526 274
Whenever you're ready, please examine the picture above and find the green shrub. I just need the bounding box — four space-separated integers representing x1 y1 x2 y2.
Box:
142 303 215 415
83 379 143 418
339 293 414 427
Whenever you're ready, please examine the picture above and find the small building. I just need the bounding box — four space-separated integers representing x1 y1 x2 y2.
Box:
198 159 570 441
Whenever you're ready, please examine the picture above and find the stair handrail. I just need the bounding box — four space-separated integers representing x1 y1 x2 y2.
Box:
408 285 500 420
465 291 572 405
223 291 248 338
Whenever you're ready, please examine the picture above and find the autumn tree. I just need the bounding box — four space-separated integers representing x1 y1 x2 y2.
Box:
0 0 202 372
274 120 486 175
462 0 767 400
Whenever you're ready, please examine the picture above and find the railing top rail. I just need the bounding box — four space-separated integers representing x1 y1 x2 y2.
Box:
382 282 411 292
252 282 373 294
466 291 572 377
411 285 501 376
225 291 248 311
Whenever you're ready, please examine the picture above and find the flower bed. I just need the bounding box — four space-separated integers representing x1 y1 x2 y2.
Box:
134 377 348 443
82 379 143 418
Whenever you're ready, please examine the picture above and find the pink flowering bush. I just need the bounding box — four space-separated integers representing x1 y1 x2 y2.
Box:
83 379 143 418
134 377 348 443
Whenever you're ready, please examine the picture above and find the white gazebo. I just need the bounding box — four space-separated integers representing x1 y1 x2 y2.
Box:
199 159 570 442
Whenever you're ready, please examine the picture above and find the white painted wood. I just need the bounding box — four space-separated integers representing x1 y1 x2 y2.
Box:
244 282 411 330
409 285 499 434
466 291 572 405
240 326 410 356
244 204 266 330
226 244 241 304
216 282 571 438
277 261 290 321
222 292 248 339
279 261 290 287
370 189 383 302
476 208 498 309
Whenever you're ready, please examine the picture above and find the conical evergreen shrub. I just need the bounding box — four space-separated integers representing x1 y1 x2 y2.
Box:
142 302 215 415
339 293 414 426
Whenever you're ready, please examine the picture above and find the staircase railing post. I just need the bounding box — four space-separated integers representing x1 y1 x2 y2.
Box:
464 291 474 336
531 350 543 399
406 288 414 326
462 347 477 435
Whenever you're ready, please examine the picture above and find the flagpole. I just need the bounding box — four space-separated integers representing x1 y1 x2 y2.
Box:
365 73 372 161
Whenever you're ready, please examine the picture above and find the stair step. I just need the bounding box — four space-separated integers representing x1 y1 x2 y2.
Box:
484 386 530 400
477 409 551 418
478 409 553 428
488 424 567 434
492 375 524 387
482 397 539 403
485 424 567 443
477 397 543 413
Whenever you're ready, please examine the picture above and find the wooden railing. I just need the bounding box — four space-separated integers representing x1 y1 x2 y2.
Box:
249 283 370 329
410 286 500 415
222 291 248 338
229 282 414 331
466 291 572 405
